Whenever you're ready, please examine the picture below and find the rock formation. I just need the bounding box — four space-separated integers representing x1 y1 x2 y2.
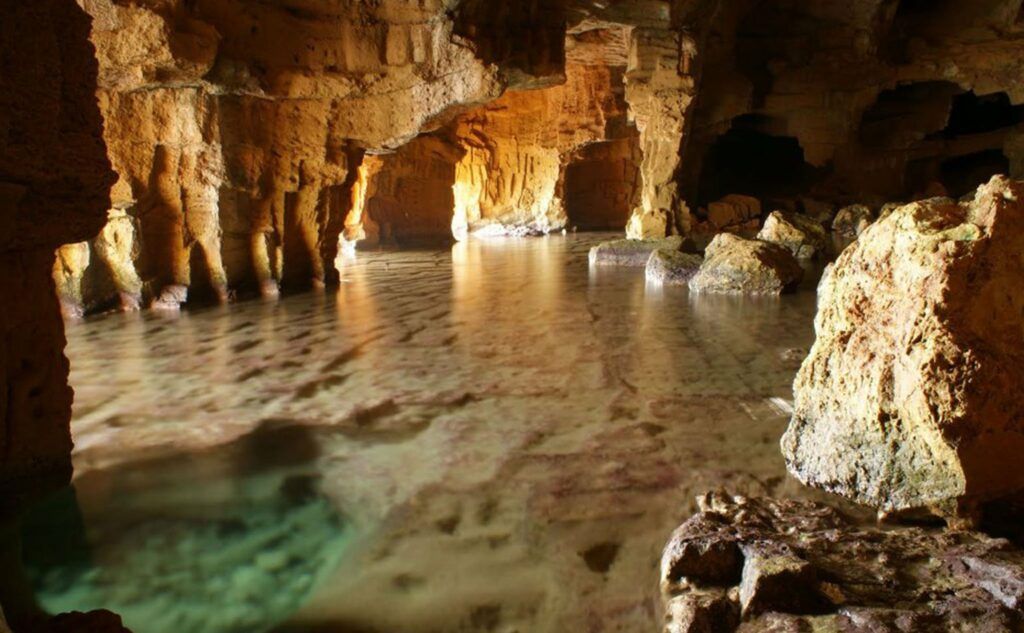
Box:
662 492 1024 633
756 211 829 259
0 0 116 510
589 236 685 268
689 234 803 295
783 177 1024 515
832 204 875 240
646 250 703 285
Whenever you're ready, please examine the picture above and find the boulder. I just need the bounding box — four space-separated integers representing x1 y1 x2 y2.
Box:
588 236 684 267
756 211 828 259
831 204 874 238
688 234 803 295
783 176 1024 514
662 492 1024 633
707 194 761 230
645 249 703 285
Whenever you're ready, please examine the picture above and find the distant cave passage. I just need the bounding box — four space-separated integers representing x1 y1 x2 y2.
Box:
943 91 1024 137
564 137 641 230
695 122 818 208
939 150 1010 198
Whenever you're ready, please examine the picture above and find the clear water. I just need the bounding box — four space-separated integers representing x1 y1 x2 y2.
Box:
24 234 825 632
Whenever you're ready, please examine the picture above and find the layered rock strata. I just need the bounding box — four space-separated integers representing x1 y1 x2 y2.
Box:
783 176 1024 515
662 492 1024 633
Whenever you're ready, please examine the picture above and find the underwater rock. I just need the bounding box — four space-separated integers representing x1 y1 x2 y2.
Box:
784 176 1024 514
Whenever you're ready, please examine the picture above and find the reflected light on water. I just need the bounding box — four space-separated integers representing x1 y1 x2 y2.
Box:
32 234 824 632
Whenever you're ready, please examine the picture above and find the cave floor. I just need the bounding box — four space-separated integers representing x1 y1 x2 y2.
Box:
40 233 827 633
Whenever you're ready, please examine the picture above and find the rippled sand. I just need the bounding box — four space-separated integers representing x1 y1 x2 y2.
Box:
50 234 826 632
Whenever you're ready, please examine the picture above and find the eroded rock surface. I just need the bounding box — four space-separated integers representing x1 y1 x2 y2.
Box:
757 211 828 259
831 204 875 239
589 236 685 267
646 250 703 285
689 234 803 295
662 492 1024 633
783 176 1024 514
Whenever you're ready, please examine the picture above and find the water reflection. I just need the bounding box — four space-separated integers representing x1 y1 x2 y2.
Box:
19 424 350 633
49 234 826 632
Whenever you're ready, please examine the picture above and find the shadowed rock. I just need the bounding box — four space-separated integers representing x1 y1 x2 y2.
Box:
756 211 828 259
646 250 703 285
662 492 1024 633
589 236 684 267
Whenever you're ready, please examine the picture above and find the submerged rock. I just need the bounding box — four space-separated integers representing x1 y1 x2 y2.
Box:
831 204 874 239
589 236 684 267
662 492 1024 633
645 249 703 285
688 234 803 295
783 176 1024 514
756 211 828 259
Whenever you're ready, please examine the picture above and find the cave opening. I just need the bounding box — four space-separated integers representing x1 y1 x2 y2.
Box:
942 91 1024 137
563 137 640 231
695 116 819 208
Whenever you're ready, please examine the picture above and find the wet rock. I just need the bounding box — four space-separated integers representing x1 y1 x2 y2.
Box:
646 250 703 285
150 285 188 311
783 177 1024 514
831 204 874 239
662 492 1024 633
664 590 739 633
589 236 684 267
756 211 828 259
688 234 803 296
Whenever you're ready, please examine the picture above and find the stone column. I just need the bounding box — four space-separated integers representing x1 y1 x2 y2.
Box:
624 0 718 239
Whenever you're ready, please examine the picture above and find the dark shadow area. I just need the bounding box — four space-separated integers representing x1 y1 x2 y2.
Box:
564 137 640 231
942 91 1024 137
696 115 821 207
859 82 961 147
939 150 1010 197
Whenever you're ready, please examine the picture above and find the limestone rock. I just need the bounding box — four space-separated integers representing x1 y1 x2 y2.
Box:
646 250 703 285
589 236 684 267
707 195 762 230
662 492 1024 633
831 204 874 239
783 177 1024 513
688 234 803 295
756 211 828 259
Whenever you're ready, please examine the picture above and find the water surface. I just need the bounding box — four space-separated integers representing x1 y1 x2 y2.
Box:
32 234 823 632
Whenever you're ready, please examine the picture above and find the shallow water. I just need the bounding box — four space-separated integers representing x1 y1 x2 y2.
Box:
28 234 824 632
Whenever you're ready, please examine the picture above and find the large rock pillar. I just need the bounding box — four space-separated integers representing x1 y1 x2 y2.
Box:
624 1 719 239
0 0 115 510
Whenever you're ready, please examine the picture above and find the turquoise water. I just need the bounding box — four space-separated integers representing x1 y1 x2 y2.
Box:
23 234 824 632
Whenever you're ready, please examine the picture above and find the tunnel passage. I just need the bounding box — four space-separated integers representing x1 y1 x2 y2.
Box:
695 116 820 209
563 136 642 231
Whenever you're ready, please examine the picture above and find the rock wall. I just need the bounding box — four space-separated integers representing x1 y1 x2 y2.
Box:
681 0 1024 219
0 0 115 509
451 58 634 236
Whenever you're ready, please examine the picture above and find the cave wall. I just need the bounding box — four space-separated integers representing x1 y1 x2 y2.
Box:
0 0 115 509
47 0 1024 313
680 0 1024 218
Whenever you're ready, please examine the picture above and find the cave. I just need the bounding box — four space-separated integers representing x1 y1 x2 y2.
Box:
5 1 1024 632
695 116 819 209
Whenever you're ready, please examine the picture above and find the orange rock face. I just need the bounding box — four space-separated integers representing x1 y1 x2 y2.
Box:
0 0 115 509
